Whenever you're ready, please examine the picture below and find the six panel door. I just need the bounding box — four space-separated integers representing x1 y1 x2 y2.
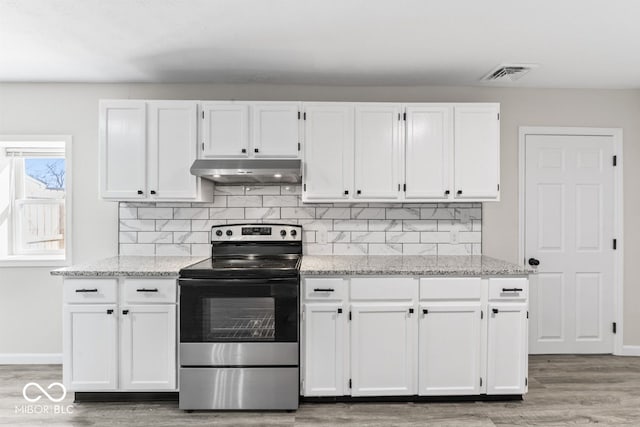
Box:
350 303 417 396
99 100 147 199
252 102 301 158
453 104 500 200
404 105 452 199
147 101 198 199
120 304 177 390
302 302 346 396
63 304 118 391
302 103 354 201
200 102 249 158
353 104 402 200
418 304 482 395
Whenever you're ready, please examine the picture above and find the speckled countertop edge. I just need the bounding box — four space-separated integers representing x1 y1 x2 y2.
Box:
50 256 207 277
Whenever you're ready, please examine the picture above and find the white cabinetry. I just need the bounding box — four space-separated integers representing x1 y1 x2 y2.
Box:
99 100 207 201
301 278 348 396
353 104 402 200
418 278 483 396
62 277 177 392
302 104 354 201
453 104 500 200
349 278 417 396
201 102 250 158
404 105 452 200
252 102 300 158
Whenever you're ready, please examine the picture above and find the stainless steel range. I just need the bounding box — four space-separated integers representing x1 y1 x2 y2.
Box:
178 223 302 411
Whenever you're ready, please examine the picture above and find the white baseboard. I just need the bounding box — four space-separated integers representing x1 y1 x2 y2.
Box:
617 345 640 356
0 353 62 364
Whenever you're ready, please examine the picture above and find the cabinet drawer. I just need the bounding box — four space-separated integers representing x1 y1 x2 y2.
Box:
122 278 177 304
350 277 417 300
489 278 528 301
64 279 117 304
304 278 348 301
419 278 482 301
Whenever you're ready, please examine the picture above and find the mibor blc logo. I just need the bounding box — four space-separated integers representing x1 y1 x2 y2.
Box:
15 382 73 415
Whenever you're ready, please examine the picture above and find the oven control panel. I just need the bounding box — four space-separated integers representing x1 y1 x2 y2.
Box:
211 224 302 242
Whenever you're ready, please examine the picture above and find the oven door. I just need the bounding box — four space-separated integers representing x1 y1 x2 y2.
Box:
179 277 298 366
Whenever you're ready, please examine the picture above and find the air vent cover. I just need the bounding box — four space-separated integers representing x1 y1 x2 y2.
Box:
482 64 537 82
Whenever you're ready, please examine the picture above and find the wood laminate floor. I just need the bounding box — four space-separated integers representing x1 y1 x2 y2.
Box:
1 355 640 426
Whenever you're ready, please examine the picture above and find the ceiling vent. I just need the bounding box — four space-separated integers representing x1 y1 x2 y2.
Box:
482 64 537 82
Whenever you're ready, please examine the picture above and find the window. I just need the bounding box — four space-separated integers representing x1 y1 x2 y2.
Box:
0 136 72 266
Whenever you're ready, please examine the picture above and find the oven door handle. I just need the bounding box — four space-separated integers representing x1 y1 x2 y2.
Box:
178 277 296 287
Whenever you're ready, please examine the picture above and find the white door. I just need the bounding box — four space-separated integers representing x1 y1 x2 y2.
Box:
120 305 176 390
302 103 354 201
486 304 528 395
63 305 118 391
350 303 416 396
99 100 147 199
302 303 346 396
252 102 300 158
354 104 402 200
200 102 249 158
418 304 482 395
453 104 500 200
148 101 198 200
404 105 452 200
525 134 615 353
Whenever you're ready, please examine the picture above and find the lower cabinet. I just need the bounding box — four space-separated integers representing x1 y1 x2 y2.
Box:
62 277 177 392
301 276 528 398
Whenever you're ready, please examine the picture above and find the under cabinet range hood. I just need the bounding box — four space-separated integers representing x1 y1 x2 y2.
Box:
190 159 302 184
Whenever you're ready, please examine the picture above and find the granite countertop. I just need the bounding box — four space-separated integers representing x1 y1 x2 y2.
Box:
300 255 532 276
50 256 207 277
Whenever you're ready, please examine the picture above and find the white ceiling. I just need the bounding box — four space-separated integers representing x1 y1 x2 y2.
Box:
1 0 640 88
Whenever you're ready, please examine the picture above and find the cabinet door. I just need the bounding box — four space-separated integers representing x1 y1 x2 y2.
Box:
350 303 416 396
418 305 482 395
302 303 346 396
354 104 402 200
252 102 300 158
487 303 528 395
302 103 354 201
201 102 249 158
404 106 452 200
63 304 118 391
148 101 198 200
453 104 500 200
99 100 147 199
120 305 177 390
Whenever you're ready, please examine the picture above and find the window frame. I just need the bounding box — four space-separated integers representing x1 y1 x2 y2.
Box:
0 135 73 267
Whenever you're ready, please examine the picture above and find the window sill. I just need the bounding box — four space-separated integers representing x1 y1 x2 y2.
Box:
0 255 69 268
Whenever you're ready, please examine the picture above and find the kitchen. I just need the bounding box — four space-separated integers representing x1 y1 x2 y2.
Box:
1 1 640 425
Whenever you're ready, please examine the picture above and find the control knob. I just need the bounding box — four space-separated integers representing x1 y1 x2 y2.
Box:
215 230 223 237
280 229 287 237
290 229 297 237
226 230 233 236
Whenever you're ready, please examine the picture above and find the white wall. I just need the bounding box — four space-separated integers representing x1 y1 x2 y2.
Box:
1 83 639 358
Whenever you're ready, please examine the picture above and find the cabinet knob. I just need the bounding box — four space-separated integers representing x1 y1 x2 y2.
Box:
492 308 499 314
356 190 362 195
150 190 156 195
122 310 129 315
456 190 463 195
254 148 259 153
137 190 143 195
106 309 114 315
528 258 540 266
344 190 349 195
408 308 414 315
445 190 450 195
337 308 343 314
241 148 247 153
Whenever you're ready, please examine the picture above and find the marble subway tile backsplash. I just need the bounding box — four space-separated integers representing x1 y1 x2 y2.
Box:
118 185 482 256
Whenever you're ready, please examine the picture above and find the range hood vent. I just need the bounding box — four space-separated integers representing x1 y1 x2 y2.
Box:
190 159 302 184
482 64 537 82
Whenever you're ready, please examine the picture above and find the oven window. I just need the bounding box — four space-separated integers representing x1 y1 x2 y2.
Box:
205 298 275 341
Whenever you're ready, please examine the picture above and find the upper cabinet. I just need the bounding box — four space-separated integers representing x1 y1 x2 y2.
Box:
302 103 354 201
453 104 500 200
353 104 402 200
199 101 301 159
301 102 500 203
99 100 210 202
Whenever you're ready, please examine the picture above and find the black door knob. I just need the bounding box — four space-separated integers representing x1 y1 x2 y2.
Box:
137 190 143 195
456 190 463 195
150 190 156 195
445 190 450 195
241 148 247 153
528 258 540 266
254 148 259 153
356 190 362 195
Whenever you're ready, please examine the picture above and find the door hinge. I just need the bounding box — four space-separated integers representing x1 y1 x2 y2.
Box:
301 310 305 321
348 379 352 389
403 183 407 192
480 310 483 319
613 239 617 250
497 113 500 120
201 142 205 151
202 111 204 119
398 113 401 121
303 112 306 120
613 155 617 166
613 322 617 334
497 183 500 191
527 311 529 319
403 112 407 121
525 377 528 386
298 111 301 120
349 311 352 321
298 142 301 151
480 377 483 387
301 380 304 393
398 184 400 191
303 184 306 192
